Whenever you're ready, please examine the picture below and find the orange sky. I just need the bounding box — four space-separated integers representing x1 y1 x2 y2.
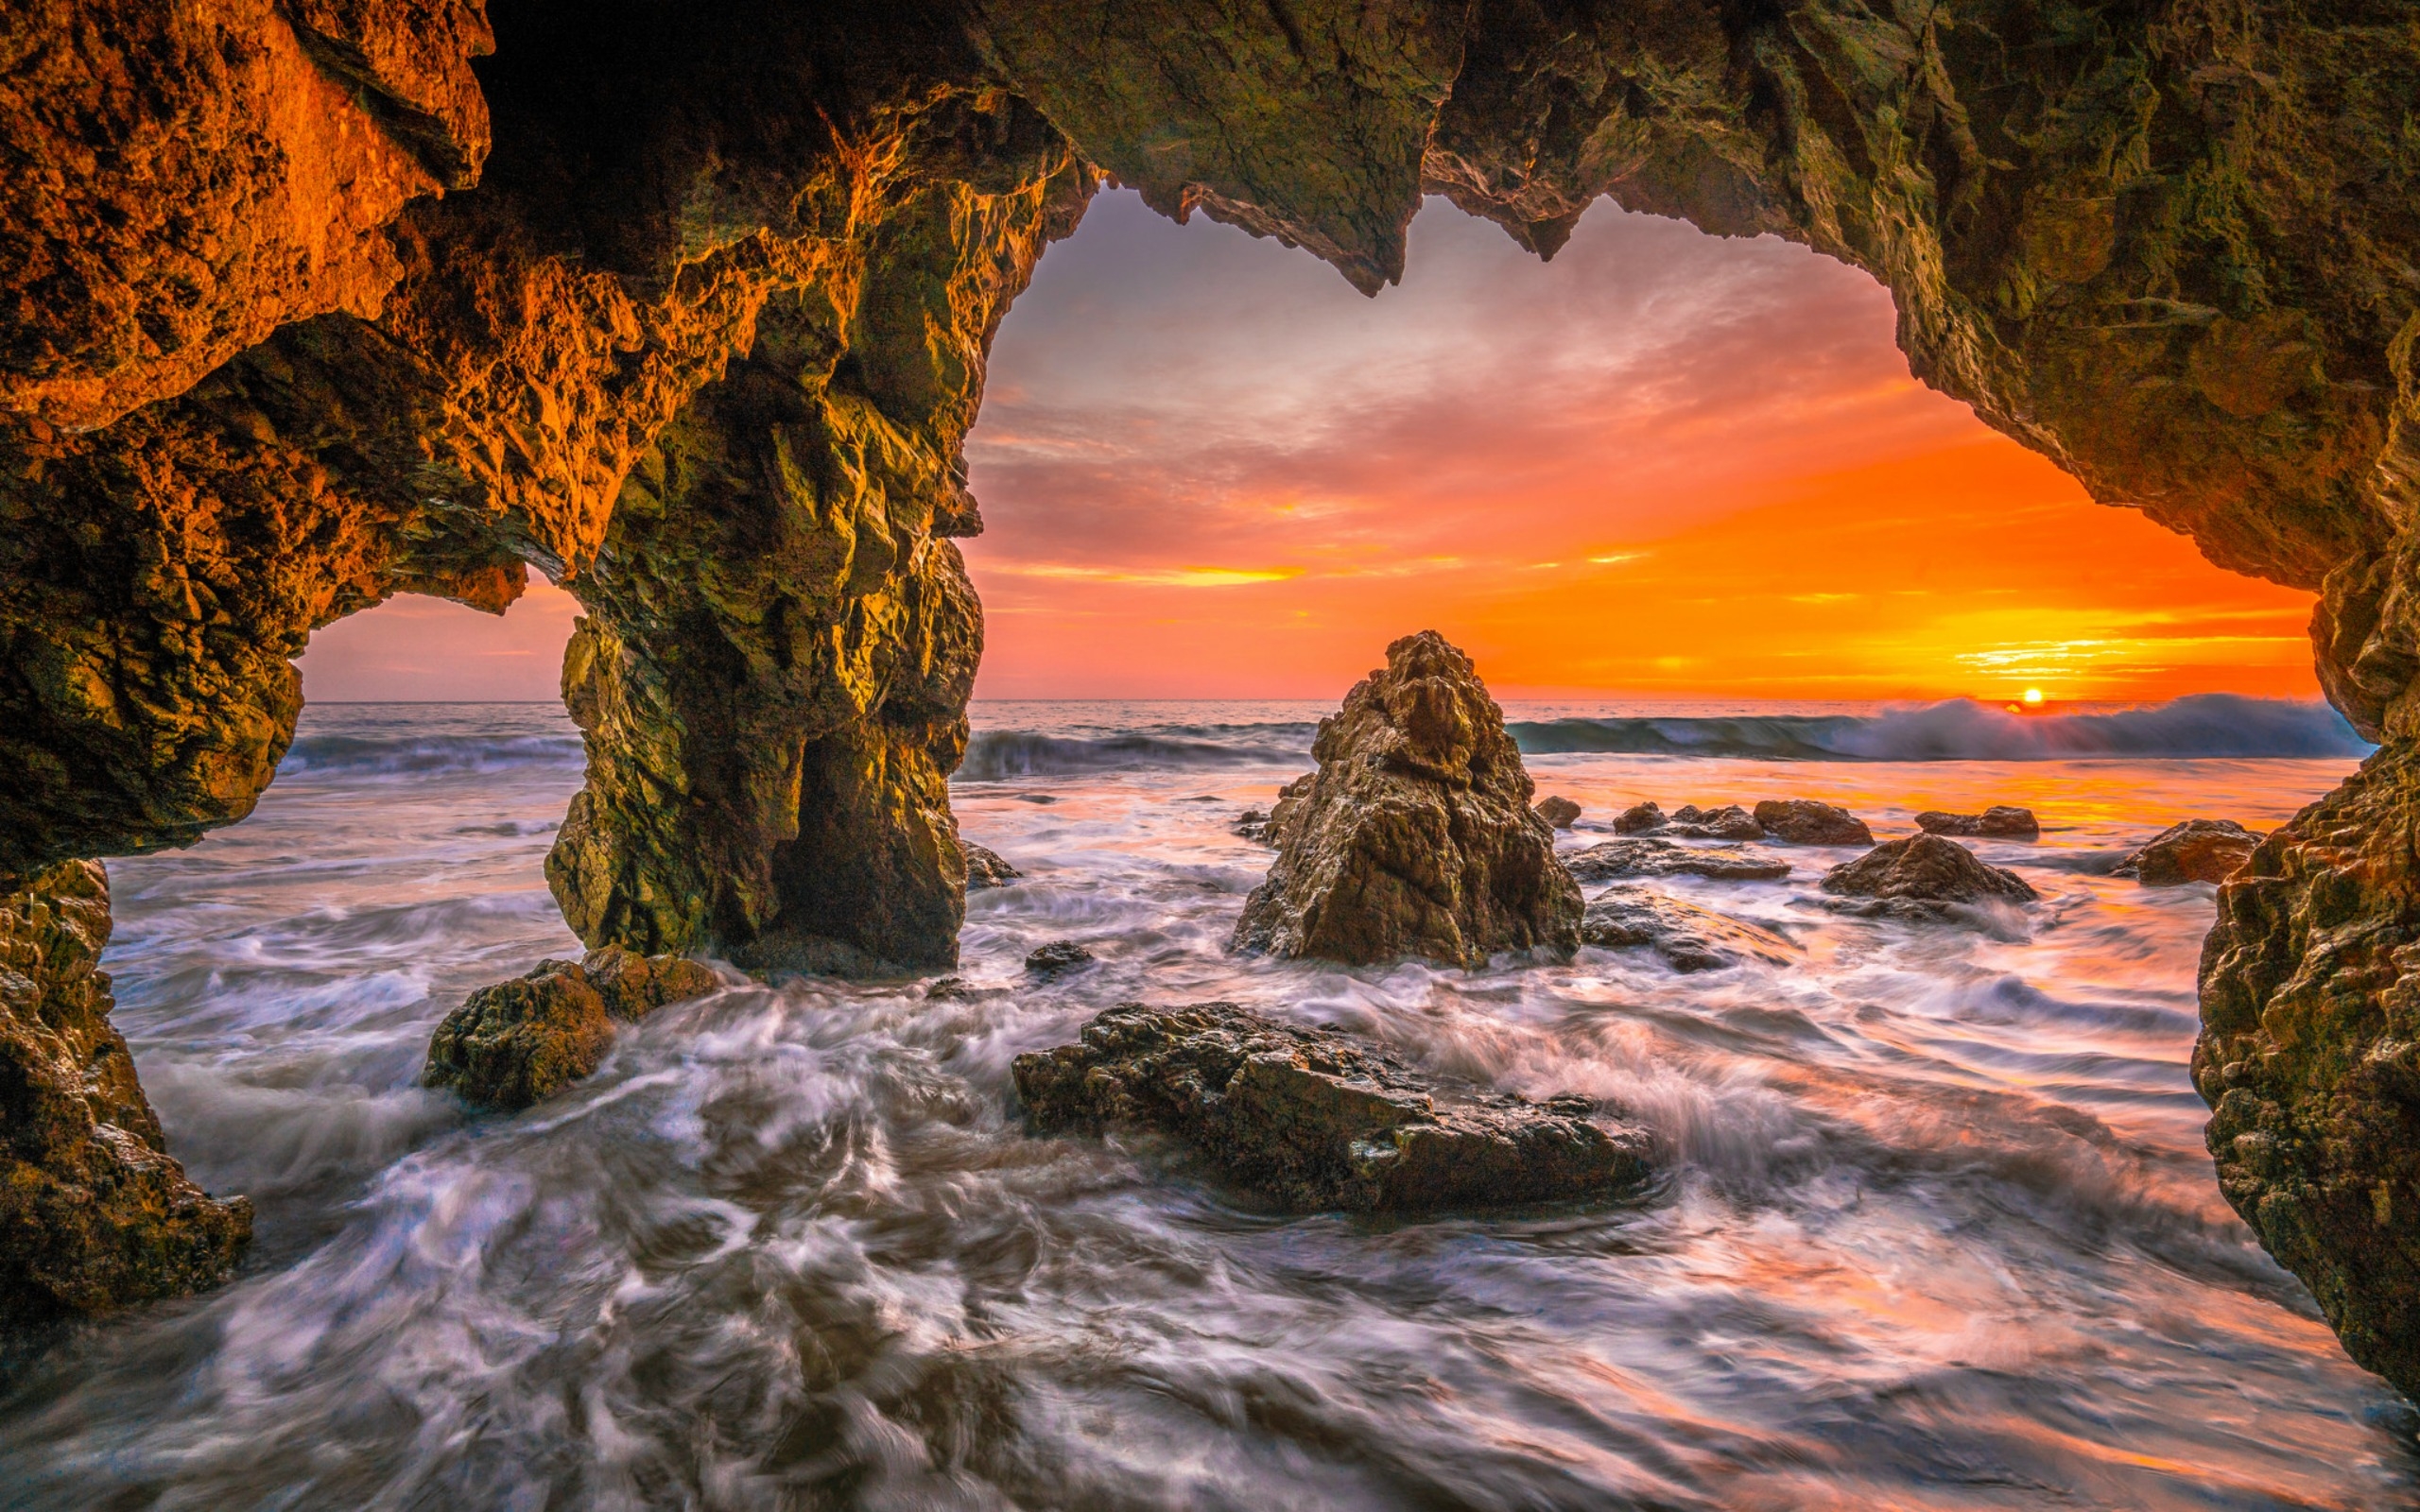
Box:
300 191 2317 705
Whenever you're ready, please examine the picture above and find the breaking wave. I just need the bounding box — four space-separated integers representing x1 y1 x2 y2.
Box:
958 728 1312 780
280 732 587 777
1509 695 2371 763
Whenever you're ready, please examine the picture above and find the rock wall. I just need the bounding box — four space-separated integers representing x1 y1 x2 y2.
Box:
6 0 2420 1372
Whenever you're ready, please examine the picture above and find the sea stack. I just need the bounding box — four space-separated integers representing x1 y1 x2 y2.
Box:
1232 631 1581 966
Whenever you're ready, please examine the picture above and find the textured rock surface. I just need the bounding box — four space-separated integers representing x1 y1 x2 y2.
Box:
1535 795 1581 830
0 862 251 1323
1025 940 1096 978
2195 747 2420 1400
1613 801 1666 835
1580 887 1798 972
1753 799 1874 847
964 842 1021 889
1822 834 2040 911
1012 1002 1654 1212
1232 632 1580 966
1565 839 1792 884
1917 806 2042 840
2118 818 2263 885
424 946 717 1112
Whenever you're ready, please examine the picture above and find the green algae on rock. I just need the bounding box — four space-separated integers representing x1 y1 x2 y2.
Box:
1013 1002 1655 1213
0 862 251 1323
1232 631 1581 968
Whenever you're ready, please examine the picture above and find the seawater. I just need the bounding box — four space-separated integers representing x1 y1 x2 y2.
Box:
1 696 2411 1510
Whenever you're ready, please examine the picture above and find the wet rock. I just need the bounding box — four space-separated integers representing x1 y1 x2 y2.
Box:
424 947 719 1112
2196 745 2420 1400
2115 819 2262 885
1564 839 1792 884
0 862 251 1323
1232 633 1580 966
1535 796 1582 830
1012 1003 1654 1212
1580 888 1798 973
1819 835 2038 918
1916 806 2041 840
1612 801 1666 835
1233 809 1271 841
1661 804 1765 841
1025 940 1097 978
964 843 1022 889
1753 799 1875 847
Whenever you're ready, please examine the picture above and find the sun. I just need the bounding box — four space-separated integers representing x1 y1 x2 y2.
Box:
2021 688 2045 707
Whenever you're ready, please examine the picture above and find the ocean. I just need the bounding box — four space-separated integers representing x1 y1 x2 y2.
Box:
2 695 2412 1509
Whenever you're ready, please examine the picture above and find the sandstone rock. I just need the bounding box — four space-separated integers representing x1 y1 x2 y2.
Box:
1580 888 1799 973
1535 795 1582 829
2115 819 2263 885
964 843 1022 889
1612 801 1666 834
1564 839 1792 884
1231 633 1580 966
424 947 718 1112
1752 799 1875 847
1025 940 1097 978
1012 1003 1654 1212
1820 835 2039 918
1662 803 1765 841
2196 746 2420 1400
1916 806 2041 840
0 862 251 1323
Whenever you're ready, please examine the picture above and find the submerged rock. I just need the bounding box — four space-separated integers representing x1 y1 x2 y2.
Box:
1752 799 1875 847
424 948 719 1112
1231 632 1580 966
1916 806 2041 840
2196 746 2420 1400
1565 839 1792 884
1026 940 1097 977
1819 834 2038 918
2115 819 2262 885
964 843 1022 889
1535 795 1582 830
1580 888 1798 972
1013 1003 1653 1212
0 862 251 1323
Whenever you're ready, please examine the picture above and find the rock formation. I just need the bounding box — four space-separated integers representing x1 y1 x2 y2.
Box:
1024 940 1095 978
424 947 719 1111
1565 839 1792 884
0 862 250 1323
1231 632 1581 967
1612 801 1766 840
1753 799 1874 847
4 0 2419 1386
1613 801 1667 835
1580 888 1798 973
1013 1002 1654 1212
2117 819 2263 885
1534 795 1581 830
1820 834 2039 919
1917 807 2042 840
964 843 1021 889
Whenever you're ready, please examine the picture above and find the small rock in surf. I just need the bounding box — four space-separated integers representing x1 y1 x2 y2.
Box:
1565 838 1791 883
1535 795 1582 829
1818 834 2037 921
424 947 719 1111
1580 888 1799 971
1916 805 2040 839
1752 799 1874 846
1012 1002 1655 1213
964 842 1021 889
2114 818 2262 885
1026 940 1097 977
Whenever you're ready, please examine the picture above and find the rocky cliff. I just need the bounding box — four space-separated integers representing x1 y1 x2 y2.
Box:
5 0 2419 1382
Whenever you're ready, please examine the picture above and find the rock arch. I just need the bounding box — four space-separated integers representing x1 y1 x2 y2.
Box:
5 0 2419 1390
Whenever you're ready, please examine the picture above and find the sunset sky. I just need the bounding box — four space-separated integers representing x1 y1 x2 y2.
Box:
301 190 2319 705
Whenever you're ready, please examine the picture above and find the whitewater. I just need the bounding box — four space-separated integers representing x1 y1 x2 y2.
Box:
1 695 2411 1510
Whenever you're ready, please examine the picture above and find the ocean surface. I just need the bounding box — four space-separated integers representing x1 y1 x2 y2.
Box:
2 695 2413 1510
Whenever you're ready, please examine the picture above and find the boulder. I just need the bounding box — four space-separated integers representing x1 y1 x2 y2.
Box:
964 842 1022 889
1026 940 1097 977
1612 801 1667 834
1819 834 2038 919
1661 803 1765 840
1580 888 1799 972
1231 632 1581 966
1752 799 1874 846
424 947 719 1111
0 861 251 1323
1565 839 1792 883
2115 819 2262 885
1916 805 2041 840
1013 1003 1653 1212
1535 795 1582 830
